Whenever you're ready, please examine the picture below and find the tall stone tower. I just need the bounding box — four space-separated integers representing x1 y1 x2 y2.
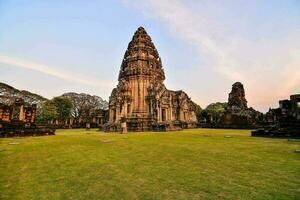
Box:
118 26 165 116
228 82 248 110
105 27 197 131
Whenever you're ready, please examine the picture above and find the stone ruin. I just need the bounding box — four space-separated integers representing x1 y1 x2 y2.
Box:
0 98 55 137
219 82 263 128
47 109 108 129
252 94 300 137
228 82 247 110
103 27 197 132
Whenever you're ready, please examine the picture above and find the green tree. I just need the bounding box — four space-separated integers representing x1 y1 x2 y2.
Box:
194 104 203 122
36 100 58 124
52 97 73 120
206 102 227 113
205 102 227 123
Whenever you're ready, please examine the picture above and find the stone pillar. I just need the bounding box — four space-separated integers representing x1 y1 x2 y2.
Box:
121 122 127 134
19 105 25 121
156 102 159 122
0 108 3 121
120 117 127 133
158 107 162 122
116 105 120 122
138 78 142 112
179 109 183 121
109 109 113 122
31 109 36 123
124 103 128 116
86 122 90 130
149 101 152 116
134 79 138 112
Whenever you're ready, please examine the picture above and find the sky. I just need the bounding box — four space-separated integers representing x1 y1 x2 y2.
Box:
0 0 299 112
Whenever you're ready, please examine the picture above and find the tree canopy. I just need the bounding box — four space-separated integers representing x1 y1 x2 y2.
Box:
52 97 73 120
36 100 58 124
36 97 72 124
206 102 227 113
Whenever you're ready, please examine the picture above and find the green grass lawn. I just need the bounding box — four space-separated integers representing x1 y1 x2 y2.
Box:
0 128 299 200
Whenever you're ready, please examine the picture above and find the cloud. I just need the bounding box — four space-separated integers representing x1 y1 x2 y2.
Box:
123 0 245 81
0 53 112 88
123 0 300 111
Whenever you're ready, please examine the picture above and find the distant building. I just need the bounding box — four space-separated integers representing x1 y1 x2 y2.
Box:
104 27 197 131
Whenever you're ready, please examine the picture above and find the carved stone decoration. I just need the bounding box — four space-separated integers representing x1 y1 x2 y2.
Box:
103 27 197 132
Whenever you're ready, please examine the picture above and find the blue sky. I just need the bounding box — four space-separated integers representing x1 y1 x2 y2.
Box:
0 0 299 112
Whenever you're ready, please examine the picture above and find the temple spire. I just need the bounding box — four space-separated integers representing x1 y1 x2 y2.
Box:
118 26 165 82
105 27 198 131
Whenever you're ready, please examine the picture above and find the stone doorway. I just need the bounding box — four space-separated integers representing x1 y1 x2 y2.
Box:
162 109 166 121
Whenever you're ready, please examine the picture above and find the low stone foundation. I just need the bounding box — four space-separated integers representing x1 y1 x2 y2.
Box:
126 117 154 132
47 122 102 129
201 124 258 129
102 120 197 132
102 122 121 132
251 128 300 138
151 122 182 131
0 128 55 137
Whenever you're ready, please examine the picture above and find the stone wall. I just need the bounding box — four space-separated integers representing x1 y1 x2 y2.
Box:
48 109 108 129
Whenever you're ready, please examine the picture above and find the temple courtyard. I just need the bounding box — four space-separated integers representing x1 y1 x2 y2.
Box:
0 129 299 200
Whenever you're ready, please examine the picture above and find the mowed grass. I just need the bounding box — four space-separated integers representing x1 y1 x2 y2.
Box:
0 129 299 200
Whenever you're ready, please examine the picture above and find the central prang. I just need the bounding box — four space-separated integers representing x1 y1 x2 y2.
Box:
104 27 197 131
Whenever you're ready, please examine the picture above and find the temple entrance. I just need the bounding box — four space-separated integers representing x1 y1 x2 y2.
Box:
112 109 116 121
127 104 131 114
162 109 166 121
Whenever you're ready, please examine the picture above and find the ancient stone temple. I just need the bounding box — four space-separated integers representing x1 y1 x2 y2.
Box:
0 98 55 137
104 27 197 131
252 94 300 137
0 98 36 128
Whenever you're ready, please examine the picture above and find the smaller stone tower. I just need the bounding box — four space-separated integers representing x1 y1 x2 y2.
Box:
228 82 247 110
